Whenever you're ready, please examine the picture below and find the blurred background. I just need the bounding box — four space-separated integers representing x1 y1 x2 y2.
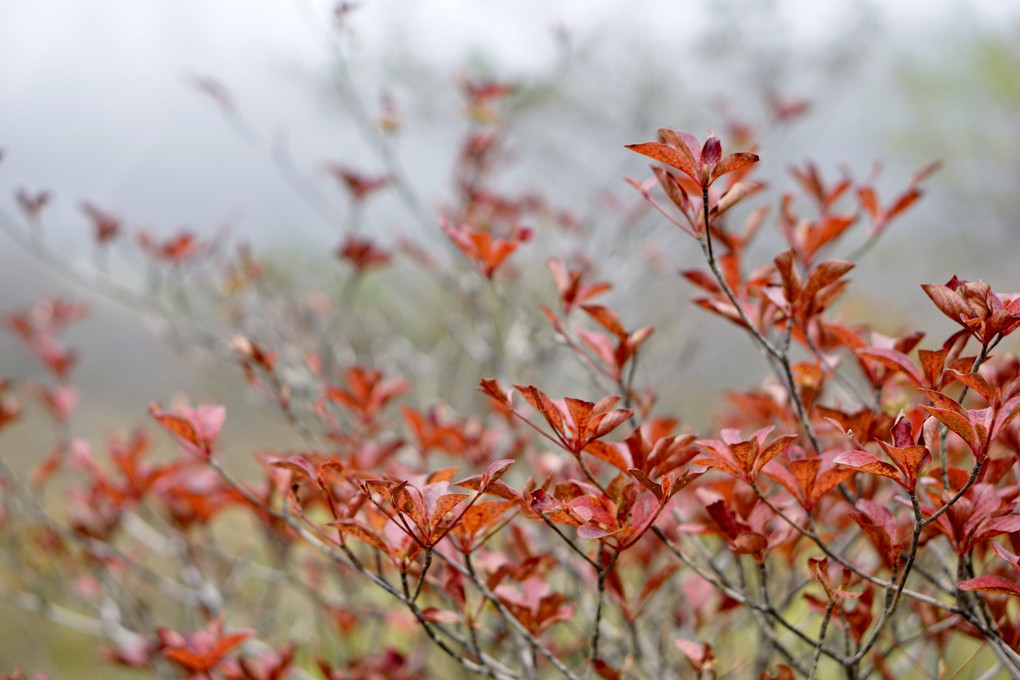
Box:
2 0 1020 674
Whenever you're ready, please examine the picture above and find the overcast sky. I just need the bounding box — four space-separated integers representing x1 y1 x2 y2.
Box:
3 0 1017 251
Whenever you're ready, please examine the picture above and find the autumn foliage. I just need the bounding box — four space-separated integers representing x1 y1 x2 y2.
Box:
3 15 1020 680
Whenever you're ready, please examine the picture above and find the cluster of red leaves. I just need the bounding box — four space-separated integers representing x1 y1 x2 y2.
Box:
80 201 122 245
626 129 760 237
4 298 92 486
627 129 759 192
150 403 227 461
323 165 391 203
440 215 533 279
7 88 1020 680
137 228 211 266
337 235 392 273
0 379 19 433
15 188 50 219
2 672 52 680
322 366 410 429
459 75 515 124
156 618 256 676
104 617 293 680
546 258 612 315
6 297 88 379
337 459 514 558
437 113 576 279
621 126 1020 669
923 276 1020 346
318 648 424 680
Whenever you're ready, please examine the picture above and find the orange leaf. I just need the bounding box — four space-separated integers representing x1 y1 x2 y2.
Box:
711 152 759 181
626 142 697 182
756 434 798 473
811 468 855 505
581 305 627 338
329 519 389 552
584 441 631 473
150 410 200 449
799 259 854 307
594 658 622 680
789 459 820 500
857 347 924 387
833 450 902 483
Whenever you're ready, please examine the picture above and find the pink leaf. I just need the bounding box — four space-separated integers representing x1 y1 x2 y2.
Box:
958 575 1020 597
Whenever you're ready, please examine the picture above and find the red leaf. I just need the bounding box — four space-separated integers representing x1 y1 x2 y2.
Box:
565 397 594 438
920 406 981 456
876 441 930 489
702 136 722 166
799 259 854 307
729 439 759 476
945 369 992 400
652 166 692 214
856 347 924 387
886 188 921 221
150 411 200 449
637 564 678 604
852 510 898 569
515 385 568 444
658 129 701 167
453 500 513 543
957 575 1020 597
990 395 1020 443
628 468 663 501
626 141 698 183
715 181 761 215
732 532 768 555
483 458 515 484
973 515 1020 544
712 152 759 181
858 186 878 219
921 284 973 326
594 658 622 680
157 620 254 673
756 434 798 474
681 268 722 294
80 201 121 244
788 459 820 500
581 305 627 338
760 666 795 680
269 455 322 486
675 639 714 672
465 479 524 504
577 524 619 540
622 491 661 542
329 519 390 553
833 450 902 483
575 329 618 371
811 467 855 505
478 378 513 412
585 441 632 473
773 248 801 307
430 492 470 524
421 608 462 624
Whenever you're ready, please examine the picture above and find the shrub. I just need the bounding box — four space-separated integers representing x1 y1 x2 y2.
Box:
1 14 1019 680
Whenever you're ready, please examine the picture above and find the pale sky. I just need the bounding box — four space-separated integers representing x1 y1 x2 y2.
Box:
0 0 1017 250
